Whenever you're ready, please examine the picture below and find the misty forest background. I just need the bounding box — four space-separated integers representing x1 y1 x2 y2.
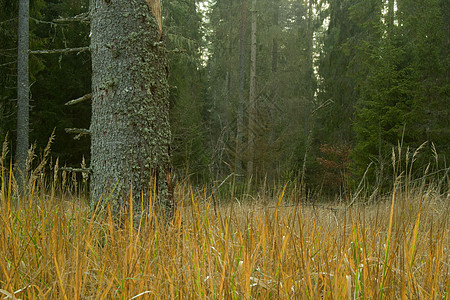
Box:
1 0 448 197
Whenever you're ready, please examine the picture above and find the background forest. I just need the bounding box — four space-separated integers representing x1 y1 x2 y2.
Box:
0 1 448 298
1 0 448 196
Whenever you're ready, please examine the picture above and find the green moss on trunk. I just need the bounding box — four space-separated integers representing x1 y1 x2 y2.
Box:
90 0 173 221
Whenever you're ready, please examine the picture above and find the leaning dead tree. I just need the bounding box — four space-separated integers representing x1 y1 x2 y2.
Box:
89 0 174 221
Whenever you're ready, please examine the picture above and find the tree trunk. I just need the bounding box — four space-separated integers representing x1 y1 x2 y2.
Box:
304 0 314 137
237 0 247 175
272 0 278 74
16 0 30 190
89 0 173 221
247 0 257 176
268 0 279 159
300 0 315 196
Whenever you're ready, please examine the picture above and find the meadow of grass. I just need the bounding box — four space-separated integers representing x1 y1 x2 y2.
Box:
0 143 449 299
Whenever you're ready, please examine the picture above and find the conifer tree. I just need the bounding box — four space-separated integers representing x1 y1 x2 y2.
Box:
352 0 448 183
164 0 209 182
89 0 173 219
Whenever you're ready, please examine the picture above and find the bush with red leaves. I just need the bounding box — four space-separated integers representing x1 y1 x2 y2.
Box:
316 144 352 192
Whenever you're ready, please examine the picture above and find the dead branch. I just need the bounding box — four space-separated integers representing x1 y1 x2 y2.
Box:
65 128 90 140
60 167 91 174
53 12 90 23
65 93 91 106
0 61 16 67
30 46 90 55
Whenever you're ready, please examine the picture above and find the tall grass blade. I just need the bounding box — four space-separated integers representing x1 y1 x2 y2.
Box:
379 186 396 300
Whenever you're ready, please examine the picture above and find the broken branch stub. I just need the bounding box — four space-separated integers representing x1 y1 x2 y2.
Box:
145 0 162 38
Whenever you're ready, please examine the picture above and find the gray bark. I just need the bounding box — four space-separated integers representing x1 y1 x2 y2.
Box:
16 0 30 188
247 0 257 176
300 0 315 193
89 0 173 220
237 0 247 175
304 0 314 138
272 0 278 74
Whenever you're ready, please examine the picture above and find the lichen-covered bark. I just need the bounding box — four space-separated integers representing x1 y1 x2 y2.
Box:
90 0 173 220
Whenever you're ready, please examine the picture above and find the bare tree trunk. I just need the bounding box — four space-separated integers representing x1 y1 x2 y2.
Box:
237 0 247 175
300 0 315 195
272 0 278 74
16 0 30 191
268 0 279 162
247 0 257 176
304 0 314 137
89 0 173 221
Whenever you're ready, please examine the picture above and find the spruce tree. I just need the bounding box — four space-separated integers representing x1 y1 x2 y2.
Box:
89 0 173 220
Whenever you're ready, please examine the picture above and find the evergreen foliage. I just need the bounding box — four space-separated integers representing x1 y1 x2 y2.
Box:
0 0 90 166
351 0 449 184
1 0 447 195
32 0 91 164
0 0 45 145
163 0 209 182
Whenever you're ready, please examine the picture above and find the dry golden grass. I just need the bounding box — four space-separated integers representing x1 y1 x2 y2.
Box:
1 136 448 299
0 173 448 299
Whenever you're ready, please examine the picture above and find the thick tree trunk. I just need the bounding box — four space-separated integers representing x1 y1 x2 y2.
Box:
16 0 30 189
247 0 257 176
89 0 173 220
